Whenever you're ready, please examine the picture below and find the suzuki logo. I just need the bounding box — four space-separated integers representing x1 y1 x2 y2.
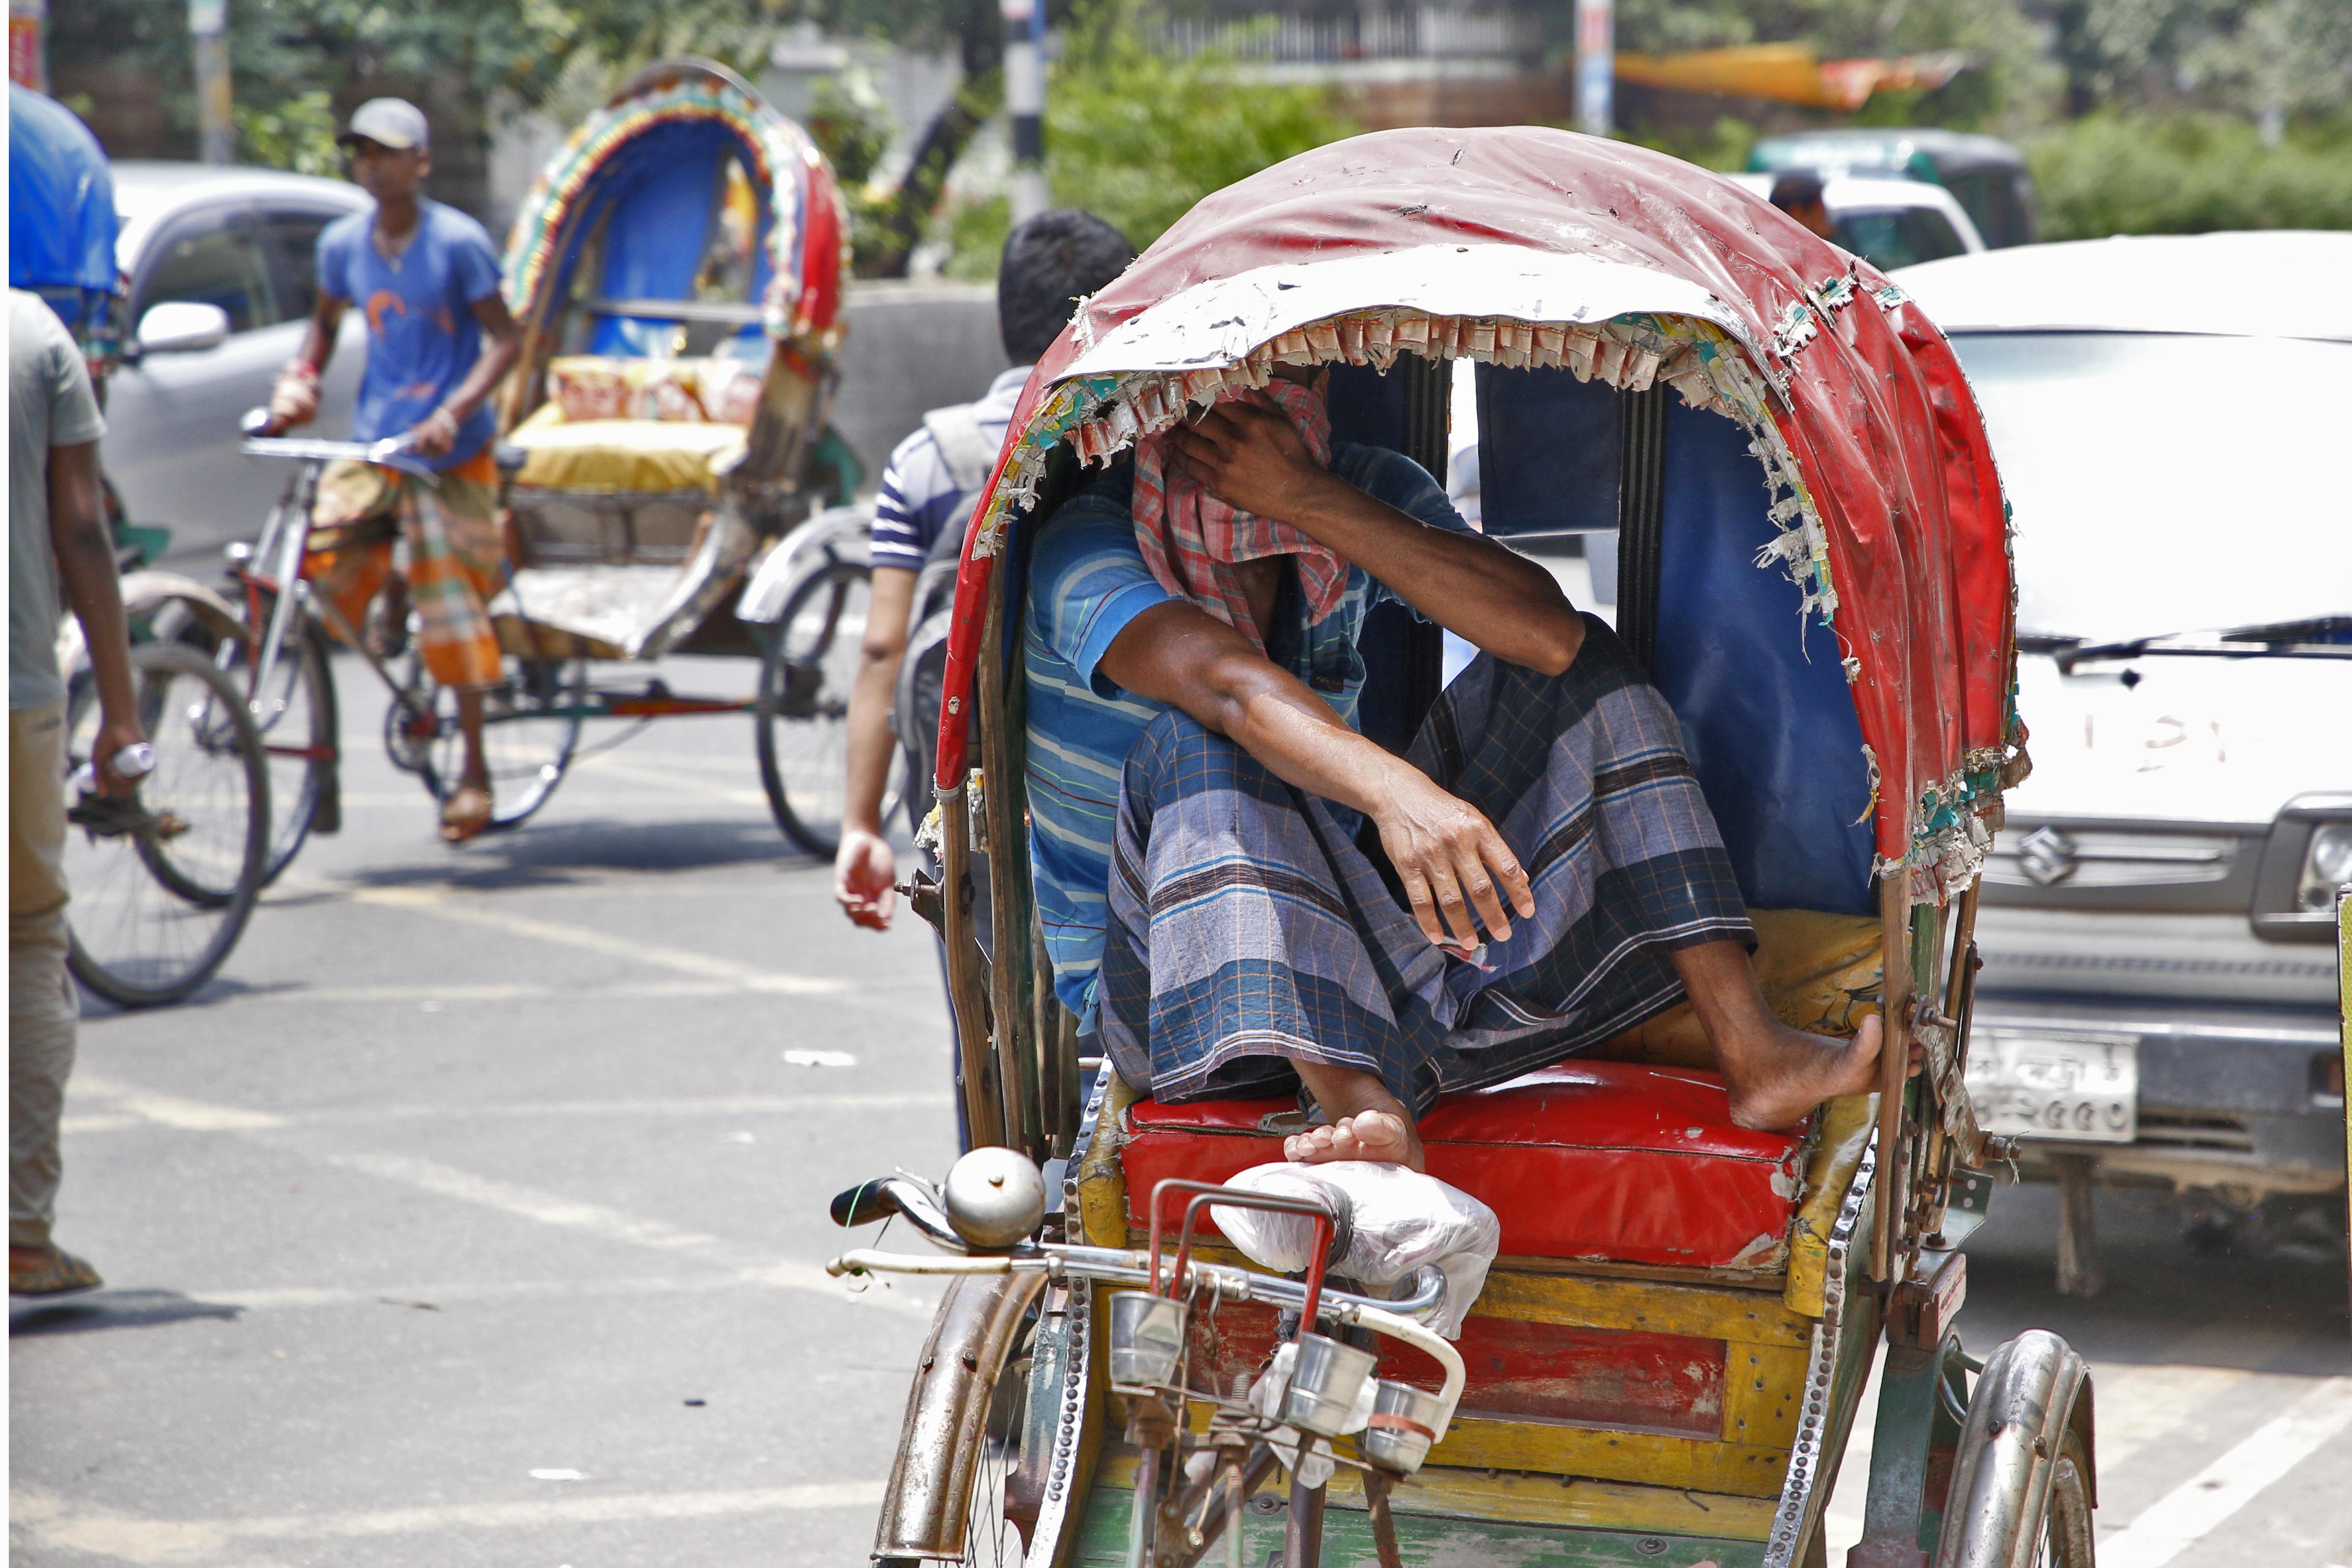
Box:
2017 827 2079 887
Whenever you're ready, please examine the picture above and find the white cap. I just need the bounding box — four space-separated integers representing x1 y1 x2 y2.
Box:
339 98 430 152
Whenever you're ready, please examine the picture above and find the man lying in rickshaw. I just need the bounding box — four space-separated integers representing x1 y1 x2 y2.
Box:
1027 364 1884 1171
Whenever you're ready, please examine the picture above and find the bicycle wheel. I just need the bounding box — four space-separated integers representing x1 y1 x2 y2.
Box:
64 642 268 1007
757 559 901 857
408 651 588 830
215 614 338 886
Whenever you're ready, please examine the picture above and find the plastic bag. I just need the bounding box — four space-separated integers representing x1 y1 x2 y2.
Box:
1208 1162 1499 1338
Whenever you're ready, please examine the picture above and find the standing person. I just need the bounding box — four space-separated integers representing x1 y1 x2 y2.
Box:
255 98 521 843
831 209 1134 1145
9 291 146 1297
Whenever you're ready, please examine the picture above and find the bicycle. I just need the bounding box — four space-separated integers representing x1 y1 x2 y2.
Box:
60 639 269 1007
227 425 586 872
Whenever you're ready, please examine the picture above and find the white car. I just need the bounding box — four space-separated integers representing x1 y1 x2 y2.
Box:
1724 172 1983 271
105 162 372 565
1894 232 2352 1272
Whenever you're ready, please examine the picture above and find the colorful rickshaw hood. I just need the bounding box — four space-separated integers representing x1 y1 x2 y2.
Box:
500 59 846 346
937 126 2020 905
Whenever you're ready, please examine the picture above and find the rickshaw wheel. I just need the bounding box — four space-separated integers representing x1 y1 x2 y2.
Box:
1934 1330 2096 1568
874 1271 1070 1568
403 651 587 830
756 558 904 857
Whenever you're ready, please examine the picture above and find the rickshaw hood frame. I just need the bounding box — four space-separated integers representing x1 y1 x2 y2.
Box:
932 127 2019 906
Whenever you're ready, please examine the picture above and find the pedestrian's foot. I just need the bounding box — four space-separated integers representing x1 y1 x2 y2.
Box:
1720 1013 1885 1131
1283 1109 1425 1171
440 783 495 844
10 1245 103 1298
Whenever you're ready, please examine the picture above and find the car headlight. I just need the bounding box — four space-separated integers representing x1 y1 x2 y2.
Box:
2298 822 2352 911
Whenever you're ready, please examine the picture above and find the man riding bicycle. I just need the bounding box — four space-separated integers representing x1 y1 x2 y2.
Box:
255 98 521 843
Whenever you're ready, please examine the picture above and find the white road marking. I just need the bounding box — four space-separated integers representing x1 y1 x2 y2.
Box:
9 1479 883 1563
2083 1361 2258 1475
346 883 851 995
61 1075 934 1318
323 1149 720 1249
2098 1376 2352 1568
179 1267 933 1315
571 751 769 806
64 1091 946 1133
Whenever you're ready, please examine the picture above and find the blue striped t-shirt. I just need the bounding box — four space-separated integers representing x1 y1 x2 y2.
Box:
1023 443 1471 1025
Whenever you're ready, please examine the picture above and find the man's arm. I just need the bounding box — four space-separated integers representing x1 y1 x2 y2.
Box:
835 565 919 929
47 443 145 792
407 293 522 457
1170 397 1584 675
1098 603 1534 953
258 293 348 435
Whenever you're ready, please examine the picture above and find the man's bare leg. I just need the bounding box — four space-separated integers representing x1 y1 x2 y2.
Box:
1673 940 1883 1130
1282 1060 1425 1171
440 687 495 842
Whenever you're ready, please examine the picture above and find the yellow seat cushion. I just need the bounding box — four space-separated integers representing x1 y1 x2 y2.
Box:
506 402 747 494
1588 907 1885 1069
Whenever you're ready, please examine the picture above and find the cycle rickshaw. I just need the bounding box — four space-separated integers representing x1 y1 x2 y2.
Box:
235 58 889 862
825 127 2088 1568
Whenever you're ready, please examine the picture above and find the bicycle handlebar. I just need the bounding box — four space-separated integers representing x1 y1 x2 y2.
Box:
237 409 439 481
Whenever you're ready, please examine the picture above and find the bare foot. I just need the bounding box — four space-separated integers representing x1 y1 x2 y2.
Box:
1283 1109 1425 1171
1717 1013 1885 1131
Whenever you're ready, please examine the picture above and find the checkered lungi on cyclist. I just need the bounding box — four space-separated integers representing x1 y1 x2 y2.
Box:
1095 621 1754 1118
303 448 505 690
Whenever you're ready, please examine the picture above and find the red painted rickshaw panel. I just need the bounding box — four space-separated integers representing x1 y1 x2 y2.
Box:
936 127 2015 888
1121 1062 1804 1269
1181 1297 1727 1439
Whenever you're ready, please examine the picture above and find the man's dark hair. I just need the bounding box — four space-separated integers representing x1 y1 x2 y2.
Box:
1768 171 1826 212
998 210 1137 365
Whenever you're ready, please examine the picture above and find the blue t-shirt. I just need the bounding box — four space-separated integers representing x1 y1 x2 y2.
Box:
315 199 502 470
1023 443 1472 1024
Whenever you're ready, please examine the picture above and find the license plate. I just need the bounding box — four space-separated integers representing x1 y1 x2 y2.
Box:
1965 1032 2139 1144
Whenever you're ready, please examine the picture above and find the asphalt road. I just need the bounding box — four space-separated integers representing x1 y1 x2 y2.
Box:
12 649 2351 1566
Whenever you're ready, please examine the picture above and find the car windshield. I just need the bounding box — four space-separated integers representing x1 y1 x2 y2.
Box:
1945 332 2352 642
1835 207 1967 270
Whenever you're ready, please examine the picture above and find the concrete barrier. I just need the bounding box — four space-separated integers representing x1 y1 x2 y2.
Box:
830 280 1009 491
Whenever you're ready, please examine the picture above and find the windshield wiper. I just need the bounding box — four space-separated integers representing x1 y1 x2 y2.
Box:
2053 616 2352 671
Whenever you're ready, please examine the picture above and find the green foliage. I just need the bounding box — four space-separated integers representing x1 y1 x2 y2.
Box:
2029 111 2352 237
1619 116 1760 172
1041 2 1356 251
807 69 908 275
235 89 341 177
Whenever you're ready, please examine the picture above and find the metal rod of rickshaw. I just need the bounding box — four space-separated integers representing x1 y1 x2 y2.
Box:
1144 1179 1336 1323
1872 873 1913 1282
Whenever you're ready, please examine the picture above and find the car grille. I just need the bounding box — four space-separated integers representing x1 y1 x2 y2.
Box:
2133 1109 2255 1154
1985 826 2240 889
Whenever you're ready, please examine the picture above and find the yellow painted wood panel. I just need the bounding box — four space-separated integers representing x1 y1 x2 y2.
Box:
1430 1414 1793 1497
1472 1269 1813 1349
1785 1092 1877 1317
1094 1451 1775 1539
1720 1342 1810 1449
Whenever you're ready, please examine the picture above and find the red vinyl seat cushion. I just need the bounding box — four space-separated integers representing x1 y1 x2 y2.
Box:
1119 1061 1807 1270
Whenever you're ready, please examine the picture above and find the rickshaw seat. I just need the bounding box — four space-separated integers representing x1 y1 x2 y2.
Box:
1120 1061 1806 1271
1114 908 1882 1270
504 404 747 496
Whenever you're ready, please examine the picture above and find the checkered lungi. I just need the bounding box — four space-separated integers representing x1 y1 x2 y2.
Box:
304 451 506 690
1097 616 1754 1117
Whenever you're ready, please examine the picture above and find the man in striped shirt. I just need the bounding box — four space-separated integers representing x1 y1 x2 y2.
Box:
1024 366 1886 1169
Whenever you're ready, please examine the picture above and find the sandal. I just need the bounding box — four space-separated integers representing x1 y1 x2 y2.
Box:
11 1246 103 1298
439 784 495 844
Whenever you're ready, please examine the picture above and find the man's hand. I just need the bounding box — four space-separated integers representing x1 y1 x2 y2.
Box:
836 827 898 931
1369 763 1535 953
405 406 460 457
1168 397 1344 522
89 713 149 798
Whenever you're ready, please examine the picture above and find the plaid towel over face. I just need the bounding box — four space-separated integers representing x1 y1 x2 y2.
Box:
1130 379 1349 654
1096 621 1754 1117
